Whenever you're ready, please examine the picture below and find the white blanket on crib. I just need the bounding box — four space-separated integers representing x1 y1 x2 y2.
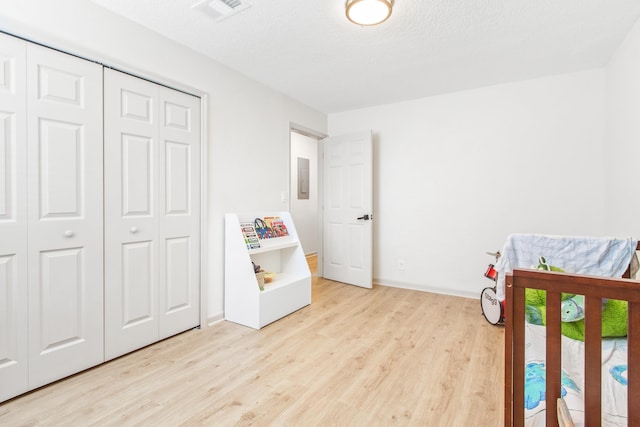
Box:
494 234 638 301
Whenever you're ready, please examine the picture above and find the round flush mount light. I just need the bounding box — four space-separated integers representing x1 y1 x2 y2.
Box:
346 0 394 26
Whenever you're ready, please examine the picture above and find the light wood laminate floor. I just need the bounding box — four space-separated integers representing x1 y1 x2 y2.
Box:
0 259 504 426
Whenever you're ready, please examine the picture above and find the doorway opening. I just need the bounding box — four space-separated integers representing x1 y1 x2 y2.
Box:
289 129 321 262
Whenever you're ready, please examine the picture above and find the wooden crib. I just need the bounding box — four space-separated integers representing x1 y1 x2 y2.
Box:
503 243 640 426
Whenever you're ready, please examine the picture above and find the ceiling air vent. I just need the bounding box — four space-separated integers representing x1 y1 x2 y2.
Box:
192 0 251 22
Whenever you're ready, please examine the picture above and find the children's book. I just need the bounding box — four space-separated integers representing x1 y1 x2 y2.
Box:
254 218 275 239
240 222 260 249
271 219 289 237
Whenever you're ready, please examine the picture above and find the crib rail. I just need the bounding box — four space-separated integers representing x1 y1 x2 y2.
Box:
504 269 640 427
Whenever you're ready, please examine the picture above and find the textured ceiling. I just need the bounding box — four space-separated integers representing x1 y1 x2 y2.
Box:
91 0 640 113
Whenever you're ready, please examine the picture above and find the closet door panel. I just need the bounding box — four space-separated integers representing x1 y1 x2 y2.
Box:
122 133 153 215
38 119 83 217
37 248 84 346
104 69 159 360
26 43 103 388
158 88 200 338
121 241 155 322
0 32 28 402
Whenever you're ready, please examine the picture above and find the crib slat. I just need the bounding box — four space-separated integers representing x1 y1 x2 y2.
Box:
505 276 514 427
513 285 526 427
584 295 602 425
546 291 562 427
629 301 640 425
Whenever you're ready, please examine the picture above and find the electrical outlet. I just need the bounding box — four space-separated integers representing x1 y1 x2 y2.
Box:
397 259 405 270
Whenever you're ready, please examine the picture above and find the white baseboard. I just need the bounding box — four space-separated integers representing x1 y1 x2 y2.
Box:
206 313 224 327
373 278 478 300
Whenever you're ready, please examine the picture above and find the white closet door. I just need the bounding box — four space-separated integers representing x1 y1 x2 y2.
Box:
0 33 28 401
158 87 200 338
104 69 160 360
26 44 104 388
104 70 200 359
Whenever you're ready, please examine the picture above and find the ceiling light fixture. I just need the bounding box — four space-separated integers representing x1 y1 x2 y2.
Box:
345 0 393 26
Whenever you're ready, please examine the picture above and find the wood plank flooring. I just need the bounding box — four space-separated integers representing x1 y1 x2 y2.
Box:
0 260 504 426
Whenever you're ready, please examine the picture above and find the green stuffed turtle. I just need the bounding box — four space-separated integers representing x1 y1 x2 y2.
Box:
524 256 628 341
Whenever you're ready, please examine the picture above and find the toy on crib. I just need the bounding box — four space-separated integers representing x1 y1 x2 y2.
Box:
560 295 585 322
536 256 599 322
532 257 586 322
525 256 629 340
535 256 564 272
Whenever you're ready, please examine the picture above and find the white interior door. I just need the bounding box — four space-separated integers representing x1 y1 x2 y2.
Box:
26 43 104 388
158 86 200 339
104 69 160 360
322 131 373 288
0 33 28 401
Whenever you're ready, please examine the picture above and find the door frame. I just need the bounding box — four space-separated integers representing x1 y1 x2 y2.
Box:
198 94 209 327
289 123 326 276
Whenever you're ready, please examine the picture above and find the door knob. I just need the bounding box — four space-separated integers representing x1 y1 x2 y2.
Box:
356 214 371 221
64 230 74 237
130 227 139 234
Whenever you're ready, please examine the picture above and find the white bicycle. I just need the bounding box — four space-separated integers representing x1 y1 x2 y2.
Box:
480 251 504 325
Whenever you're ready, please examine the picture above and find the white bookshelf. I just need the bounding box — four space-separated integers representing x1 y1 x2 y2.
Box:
224 212 311 329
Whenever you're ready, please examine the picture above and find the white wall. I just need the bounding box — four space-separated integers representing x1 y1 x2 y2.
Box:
0 0 327 321
605 16 640 239
329 70 606 297
290 132 319 255
4 0 634 310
